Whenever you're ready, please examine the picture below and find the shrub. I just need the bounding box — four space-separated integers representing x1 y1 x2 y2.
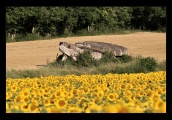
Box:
138 57 158 72
100 51 119 63
157 60 166 71
62 57 76 66
76 51 99 67
25 33 42 41
118 54 133 63
75 29 88 36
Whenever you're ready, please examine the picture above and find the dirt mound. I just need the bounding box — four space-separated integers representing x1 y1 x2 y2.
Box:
6 32 166 70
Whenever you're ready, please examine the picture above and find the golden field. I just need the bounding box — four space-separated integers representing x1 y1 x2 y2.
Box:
6 71 166 113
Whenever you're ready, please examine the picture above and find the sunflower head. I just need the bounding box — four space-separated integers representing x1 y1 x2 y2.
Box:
97 91 104 99
21 97 30 104
55 98 67 108
27 103 39 113
22 89 30 97
20 103 28 112
43 99 51 107
55 90 65 98
14 95 22 103
107 93 118 102
10 85 17 92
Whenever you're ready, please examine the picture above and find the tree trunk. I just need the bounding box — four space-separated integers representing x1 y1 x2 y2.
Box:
87 25 90 32
8 33 10 38
11 34 14 41
32 27 35 33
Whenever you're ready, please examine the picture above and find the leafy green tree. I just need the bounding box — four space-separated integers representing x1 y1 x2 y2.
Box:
6 6 166 42
113 7 133 29
131 7 166 31
145 7 166 31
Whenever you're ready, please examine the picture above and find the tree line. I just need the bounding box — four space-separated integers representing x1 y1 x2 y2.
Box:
6 7 166 41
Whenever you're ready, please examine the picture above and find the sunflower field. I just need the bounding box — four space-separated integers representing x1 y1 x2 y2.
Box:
6 71 166 113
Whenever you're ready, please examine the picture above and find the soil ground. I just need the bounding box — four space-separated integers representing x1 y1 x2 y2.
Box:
6 32 166 70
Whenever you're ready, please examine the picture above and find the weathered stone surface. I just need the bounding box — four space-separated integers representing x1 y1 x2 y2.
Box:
59 42 84 61
75 41 128 56
57 41 128 61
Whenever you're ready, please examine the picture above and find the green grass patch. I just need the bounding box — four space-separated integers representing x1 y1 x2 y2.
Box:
6 52 166 79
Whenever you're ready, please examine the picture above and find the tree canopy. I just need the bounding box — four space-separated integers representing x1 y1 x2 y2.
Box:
6 6 166 38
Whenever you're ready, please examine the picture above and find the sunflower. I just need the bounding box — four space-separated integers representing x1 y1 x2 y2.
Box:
67 92 74 99
6 102 9 110
41 93 49 99
27 103 39 113
21 89 30 97
55 98 67 108
107 93 118 102
93 86 100 93
102 83 107 88
72 89 79 96
90 92 97 98
146 90 153 97
138 101 149 108
33 93 42 101
63 91 68 97
157 89 162 95
83 87 90 94
14 95 22 103
109 81 114 86
133 105 144 113
49 98 55 105
123 90 132 97
6 109 11 113
138 90 146 96
102 104 119 113
153 99 165 112
103 87 109 94
89 104 102 113
10 85 17 92
127 99 135 107
43 99 51 107
113 84 119 90
43 88 50 94
21 97 30 104
54 90 65 98
32 84 38 90
161 87 166 94
116 104 131 113
156 101 166 113
30 99 39 106
68 86 74 91
127 84 133 89
6 79 12 86
79 98 88 106
20 103 28 112
39 89 44 95
6 92 11 100
94 98 102 104
152 94 160 101
10 105 20 111
48 87 55 93
97 91 104 99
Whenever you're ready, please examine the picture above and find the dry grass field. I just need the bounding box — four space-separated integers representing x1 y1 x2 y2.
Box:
6 32 166 70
